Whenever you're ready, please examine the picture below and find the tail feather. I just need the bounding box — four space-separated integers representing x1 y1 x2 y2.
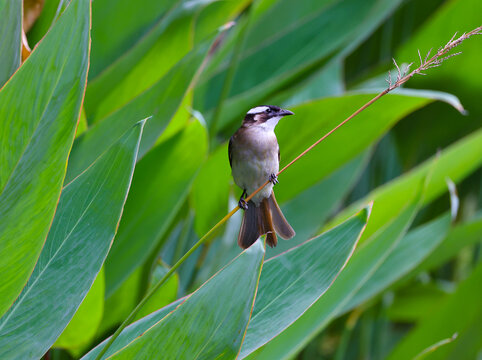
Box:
260 198 277 248
238 193 294 249
268 192 295 240
238 200 260 249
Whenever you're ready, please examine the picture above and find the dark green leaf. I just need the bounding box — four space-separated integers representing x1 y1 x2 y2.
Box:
82 299 184 360
54 269 105 351
275 90 462 204
239 208 369 358
191 143 231 237
110 241 265 359
340 213 451 313
86 0 249 123
387 262 482 360
0 0 21 87
105 120 208 296
66 41 211 182
249 190 422 360
329 127 482 243
0 0 90 318
0 121 145 359
196 0 405 130
416 213 482 272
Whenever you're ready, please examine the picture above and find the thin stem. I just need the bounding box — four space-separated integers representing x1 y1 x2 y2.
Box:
95 25 481 359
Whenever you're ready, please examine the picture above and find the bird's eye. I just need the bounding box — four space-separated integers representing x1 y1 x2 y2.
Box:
266 108 271 113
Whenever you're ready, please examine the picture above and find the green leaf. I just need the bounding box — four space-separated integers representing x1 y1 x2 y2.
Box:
275 90 462 204
0 0 21 87
86 0 248 123
27 0 66 46
0 121 145 359
386 283 448 323
65 41 211 183
329 127 482 243
0 0 90 318
340 213 451 313
104 120 208 296
97 265 144 336
133 262 179 322
416 213 482 273
268 151 370 258
249 191 422 360
89 0 175 79
82 299 184 360
191 143 231 237
54 269 105 351
239 207 370 358
196 0 405 130
84 210 366 359
110 241 265 359
396 0 482 113
387 261 482 360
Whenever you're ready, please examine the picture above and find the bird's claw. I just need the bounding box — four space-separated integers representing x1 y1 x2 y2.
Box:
269 173 279 185
238 198 248 210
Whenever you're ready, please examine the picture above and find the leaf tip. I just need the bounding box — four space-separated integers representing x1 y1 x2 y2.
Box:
246 239 266 257
360 201 374 223
135 116 151 129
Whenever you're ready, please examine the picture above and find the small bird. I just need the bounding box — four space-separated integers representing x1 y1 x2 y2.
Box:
229 105 296 249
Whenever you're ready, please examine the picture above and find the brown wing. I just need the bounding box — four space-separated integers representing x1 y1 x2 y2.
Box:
228 135 234 168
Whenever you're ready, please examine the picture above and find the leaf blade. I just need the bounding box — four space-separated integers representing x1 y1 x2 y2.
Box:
0 0 90 318
110 241 265 359
0 121 145 359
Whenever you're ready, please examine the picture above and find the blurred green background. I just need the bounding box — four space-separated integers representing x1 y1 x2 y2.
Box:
0 0 481 358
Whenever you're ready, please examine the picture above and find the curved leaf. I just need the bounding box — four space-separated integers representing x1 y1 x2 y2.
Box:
82 299 184 360
89 0 175 79
195 0 404 130
191 143 231 237
86 0 248 122
0 0 90 318
340 213 451 314
110 241 265 359
104 120 208 296
239 207 370 358
249 190 422 360
329 127 482 243
0 121 145 359
54 269 105 351
275 89 462 204
0 0 21 87
66 41 211 183
268 151 370 258
417 213 482 273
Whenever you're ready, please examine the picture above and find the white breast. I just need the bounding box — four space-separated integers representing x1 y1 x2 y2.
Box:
231 128 279 205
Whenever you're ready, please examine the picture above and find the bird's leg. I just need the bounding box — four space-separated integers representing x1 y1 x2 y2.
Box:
269 173 279 185
238 189 248 210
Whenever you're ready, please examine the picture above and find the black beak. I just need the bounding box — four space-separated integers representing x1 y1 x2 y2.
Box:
279 109 294 116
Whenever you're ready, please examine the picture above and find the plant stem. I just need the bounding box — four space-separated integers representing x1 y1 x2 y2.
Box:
95 25 481 359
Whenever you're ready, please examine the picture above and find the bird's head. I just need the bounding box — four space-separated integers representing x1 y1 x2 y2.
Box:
242 105 294 130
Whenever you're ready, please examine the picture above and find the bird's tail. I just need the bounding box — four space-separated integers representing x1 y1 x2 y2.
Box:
238 191 295 249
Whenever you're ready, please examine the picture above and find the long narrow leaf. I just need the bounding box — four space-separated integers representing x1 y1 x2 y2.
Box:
109 241 265 359
0 0 90 318
0 0 21 87
0 121 145 359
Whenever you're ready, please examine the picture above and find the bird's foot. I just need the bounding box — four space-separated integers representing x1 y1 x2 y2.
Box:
269 173 279 185
238 198 248 210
